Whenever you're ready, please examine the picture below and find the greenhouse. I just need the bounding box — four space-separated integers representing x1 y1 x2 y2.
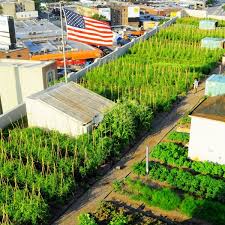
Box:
201 37 225 49
205 74 225 96
199 20 217 30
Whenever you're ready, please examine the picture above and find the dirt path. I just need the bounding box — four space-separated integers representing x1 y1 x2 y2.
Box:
53 74 216 225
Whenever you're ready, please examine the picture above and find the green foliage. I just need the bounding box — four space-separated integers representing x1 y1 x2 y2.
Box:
0 101 152 224
150 142 190 167
81 22 224 113
122 178 181 211
78 200 169 225
113 180 123 193
133 161 225 202
167 131 189 143
78 213 98 225
176 17 225 28
109 214 129 225
116 178 225 225
149 142 225 178
180 195 202 216
177 115 191 125
92 14 108 21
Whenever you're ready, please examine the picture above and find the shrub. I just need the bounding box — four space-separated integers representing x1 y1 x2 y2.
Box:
78 213 98 225
167 131 189 143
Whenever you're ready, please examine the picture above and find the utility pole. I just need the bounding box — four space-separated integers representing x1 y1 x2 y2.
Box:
146 146 149 175
59 2 68 83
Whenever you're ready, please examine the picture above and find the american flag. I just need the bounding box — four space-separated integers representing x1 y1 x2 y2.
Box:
63 8 113 46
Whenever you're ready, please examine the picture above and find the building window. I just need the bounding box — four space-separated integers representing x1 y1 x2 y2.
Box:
17 55 22 58
6 56 11 58
47 70 55 85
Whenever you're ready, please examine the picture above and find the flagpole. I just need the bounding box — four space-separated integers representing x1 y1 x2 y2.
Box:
59 2 67 83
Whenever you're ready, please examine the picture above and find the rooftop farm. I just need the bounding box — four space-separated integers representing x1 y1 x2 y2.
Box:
77 18 225 225
81 18 224 111
80 116 225 225
0 102 152 224
1 17 225 224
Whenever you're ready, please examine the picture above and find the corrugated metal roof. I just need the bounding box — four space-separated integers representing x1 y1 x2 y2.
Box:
28 82 115 124
190 95 225 122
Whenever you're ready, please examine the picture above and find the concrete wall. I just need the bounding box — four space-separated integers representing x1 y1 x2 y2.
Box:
0 103 26 129
16 11 38 19
184 9 208 18
183 9 225 20
68 17 177 81
208 15 225 21
188 116 225 165
0 48 30 60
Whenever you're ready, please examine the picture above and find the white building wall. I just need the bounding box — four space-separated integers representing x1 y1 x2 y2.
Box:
0 61 55 113
16 11 38 19
0 66 19 112
26 98 88 137
184 9 207 18
188 116 225 164
19 66 45 98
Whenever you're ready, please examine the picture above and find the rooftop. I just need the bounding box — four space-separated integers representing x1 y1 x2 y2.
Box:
27 82 115 124
202 37 225 41
0 59 54 68
23 39 95 54
207 74 225 83
190 95 225 122
15 19 63 40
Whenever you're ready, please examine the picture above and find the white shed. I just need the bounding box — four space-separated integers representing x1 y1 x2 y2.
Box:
25 82 115 137
188 96 225 165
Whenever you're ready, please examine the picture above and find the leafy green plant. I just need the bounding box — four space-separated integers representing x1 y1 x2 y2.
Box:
0 101 153 224
78 213 98 225
109 214 129 225
148 142 225 178
167 131 189 143
115 178 225 225
133 161 225 202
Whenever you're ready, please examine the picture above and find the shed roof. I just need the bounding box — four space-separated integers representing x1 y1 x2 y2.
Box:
206 74 225 83
190 95 225 122
27 82 115 125
199 20 217 25
201 37 224 42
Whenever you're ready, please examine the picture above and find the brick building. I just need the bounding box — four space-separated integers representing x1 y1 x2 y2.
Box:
0 48 30 59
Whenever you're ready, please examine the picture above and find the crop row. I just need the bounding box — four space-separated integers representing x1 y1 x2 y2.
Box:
78 201 168 225
133 161 225 201
159 23 225 42
82 24 224 112
0 101 152 224
150 142 225 178
113 178 225 225
176 17 225 27
166 131 189 143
